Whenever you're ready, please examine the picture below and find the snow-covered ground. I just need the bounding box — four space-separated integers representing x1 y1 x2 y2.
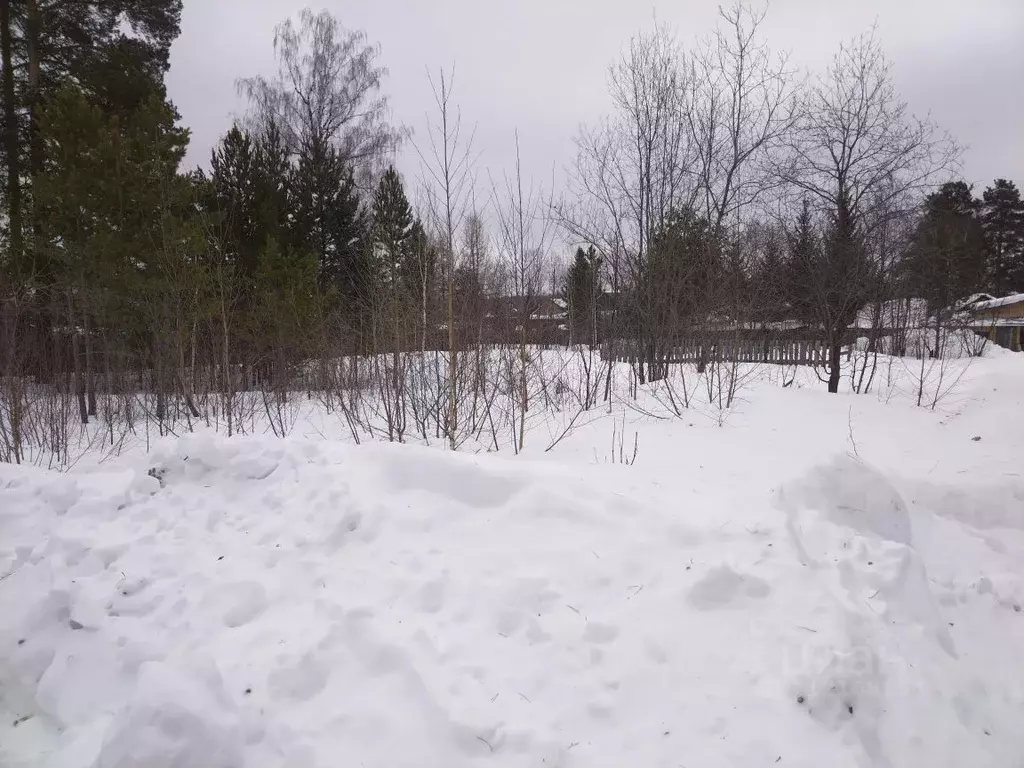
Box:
2 351 1023 767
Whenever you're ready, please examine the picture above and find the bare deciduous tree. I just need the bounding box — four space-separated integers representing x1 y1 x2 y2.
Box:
688 2 799 230
564 25 694 384
492 131 553 452
238 9 402 186
417 67 476 450
778 28 958 392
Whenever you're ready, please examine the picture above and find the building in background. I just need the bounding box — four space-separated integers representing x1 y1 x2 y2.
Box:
967 294 1024 351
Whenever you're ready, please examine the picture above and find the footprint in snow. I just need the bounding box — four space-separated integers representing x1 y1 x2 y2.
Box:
202 581 269 628
267 652 329 702
686 565 771 610
584 622 619 644
415 579 446 614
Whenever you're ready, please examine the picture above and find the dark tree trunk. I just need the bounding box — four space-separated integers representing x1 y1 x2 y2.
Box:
827 338 842 394
25 0 42 267
154 358 167 426
0 0 21 262
71 332 88 424
26 0 41 178
63 291 89 423
85 312 97 416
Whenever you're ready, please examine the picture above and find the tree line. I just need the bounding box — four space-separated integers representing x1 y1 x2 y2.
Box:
559 11 1022 393
1 2 1022 463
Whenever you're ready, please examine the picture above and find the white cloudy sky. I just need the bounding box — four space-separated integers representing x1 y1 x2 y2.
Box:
167 0 1024 202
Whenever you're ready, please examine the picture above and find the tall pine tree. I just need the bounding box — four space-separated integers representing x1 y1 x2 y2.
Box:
211 126 262 280
210 123 294 291
1 0 183 270
905 181 987 311
371 166 415 295
981 179 1024 296
752 225 788 321
291 137 369 314
562 246 602 346
784 200 821 325
34 86 195 420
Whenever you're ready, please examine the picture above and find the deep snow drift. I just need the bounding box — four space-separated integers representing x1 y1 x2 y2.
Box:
2 353 1024 768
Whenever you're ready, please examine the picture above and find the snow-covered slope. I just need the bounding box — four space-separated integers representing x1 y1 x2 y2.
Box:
2 354 1023 768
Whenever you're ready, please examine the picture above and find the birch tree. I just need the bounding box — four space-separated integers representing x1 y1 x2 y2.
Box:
417 68 475 450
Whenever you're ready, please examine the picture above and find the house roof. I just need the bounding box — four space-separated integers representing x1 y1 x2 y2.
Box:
852 299 930 330
957 293 997 309
973 293 1024 311
969 317 1024 327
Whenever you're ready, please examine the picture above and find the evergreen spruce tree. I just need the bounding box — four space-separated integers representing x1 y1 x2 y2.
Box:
34 1 182 108
981 179 1024 296
646 206 716 321
371 166 415 295
210 123 295 289
407 218 438 346
252 236 320 388
753 226 788 321
905 181 987 311
562 246 601 345
1 0 21 261
36 86 190 291
409 219 437 296
291 138 369 315
784 200 821 325
211 126 262 280
254 122 292 252
34 86 195 420
1 0 183 269
785 194 874 393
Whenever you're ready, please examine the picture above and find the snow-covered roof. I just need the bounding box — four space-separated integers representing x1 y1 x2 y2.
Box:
705 319 810 332
765 319 810 331
852 299 930 330
530 313 568 321
958 293 996 310
973 293 1024 312
968 317 1024 327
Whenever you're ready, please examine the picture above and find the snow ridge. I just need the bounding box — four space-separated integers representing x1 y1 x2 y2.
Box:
2 414 1024 767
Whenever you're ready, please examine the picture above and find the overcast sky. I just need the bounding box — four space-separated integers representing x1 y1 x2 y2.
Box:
167 0 1024 209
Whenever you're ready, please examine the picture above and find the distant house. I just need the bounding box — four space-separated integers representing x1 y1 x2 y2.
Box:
851 298 929 333
957 293 997 311
529 296 569 324
480 292 623 345
967 293 1024 351
479 294 568 345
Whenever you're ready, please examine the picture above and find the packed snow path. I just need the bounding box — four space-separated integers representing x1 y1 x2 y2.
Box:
2 355 1024 767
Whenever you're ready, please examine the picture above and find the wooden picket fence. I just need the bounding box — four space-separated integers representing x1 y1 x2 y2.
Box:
602 337 830 367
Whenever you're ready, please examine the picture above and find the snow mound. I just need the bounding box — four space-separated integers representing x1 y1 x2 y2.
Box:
97 661 244 768
2 421 1024 767
779 455 913 545
778 456 954 654
777 456 1024 766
